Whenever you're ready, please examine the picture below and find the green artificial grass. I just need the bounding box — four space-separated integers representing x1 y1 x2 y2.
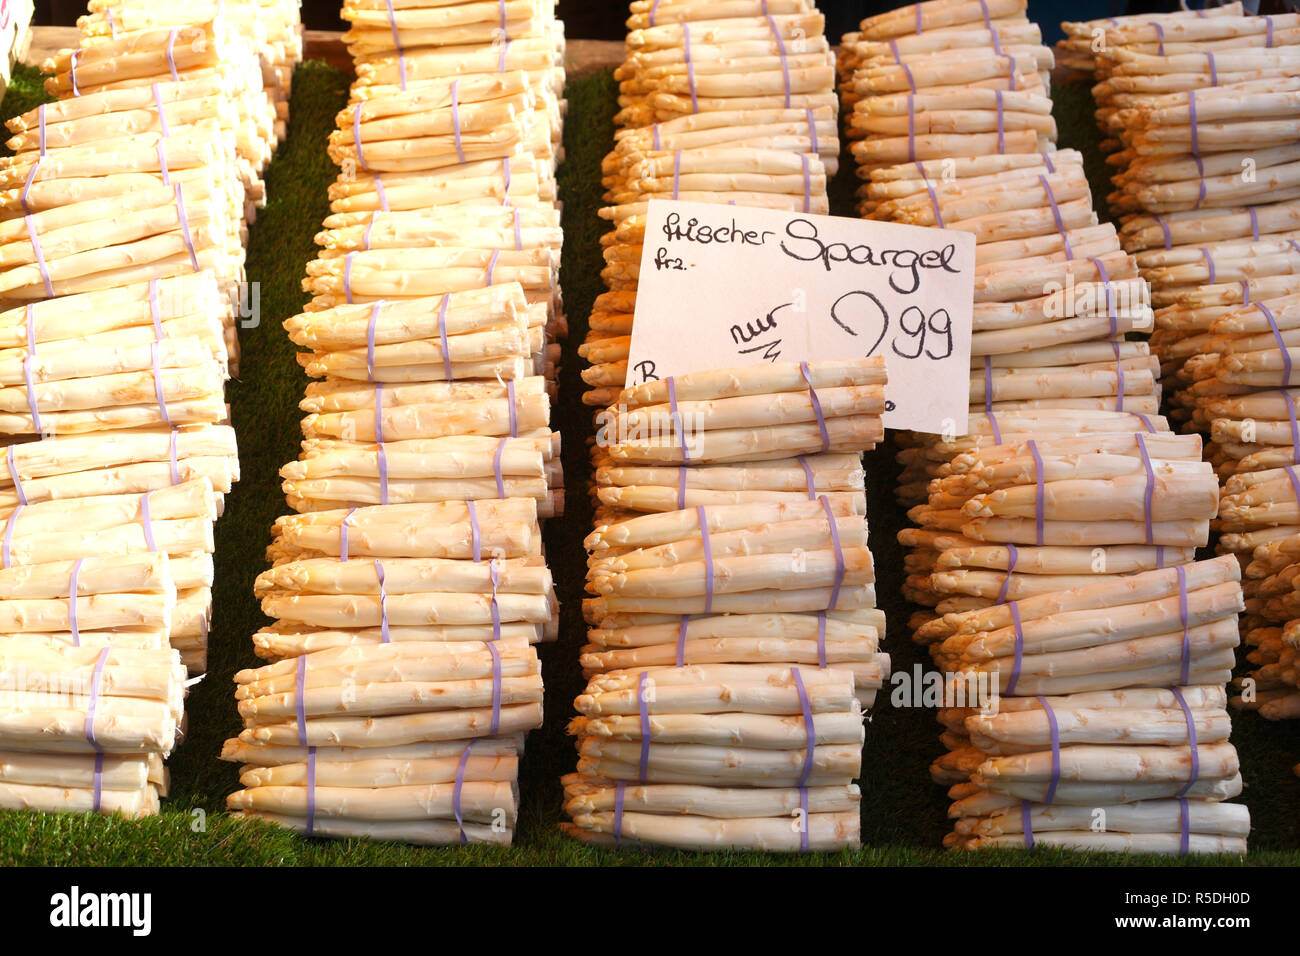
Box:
0 61 1297 866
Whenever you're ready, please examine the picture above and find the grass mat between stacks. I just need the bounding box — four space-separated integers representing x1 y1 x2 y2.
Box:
0 63 1295 867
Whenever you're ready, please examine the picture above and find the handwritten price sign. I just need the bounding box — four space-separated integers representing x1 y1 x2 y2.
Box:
625 199 976 435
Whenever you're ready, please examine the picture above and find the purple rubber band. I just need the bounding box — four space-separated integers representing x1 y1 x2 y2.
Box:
498 0 506 37
1006 601 1025 695
1 505 19 569
156 139 171 186
305 746 317 836
365 300 381 381
151 341 171 425
6 447 25 506
343 251 356 304
1172 686 1200 797
295 655 308 746
800 153 811 213
340 506 357 561
922 169 945 228
1021 800 1034 849
141 491 156 552
675 614 689 667
1152 21 1165 55
651 124 661 150
819 495 845 611
1287 389 1300 466
373 384 385 444
485 249 500 286
1248 206 1260 241
984 356 1001 442
174 183 199 271
165 27 179 81
915 2 923 35
995 89 1005 153
613 780 626 847
1192 154 1206 210
648 0 660 26
106 9 117 39
1089 256 1117 335
83 647 109 739
1039 176 1072 259
696 505 714 614
20 159 41 216
797 454 816 500
800 362 830 452
1258 302 1292 387
816 609 827 668
1289 239 1300 258
69 557 84 644
1136 433 1157 546
25 215 54 297
683 23 698 113
675 466 687 509
637 671 651 783
512 206 522 251
353 105 366 169
377 440 389 505
69 50 80 97
498 37 511 73
667 376 690 463
1265 15 1275 48
1153 214 1172 250
384 0 406 89
489 560 502 643
153 83 169 137
1042 151 1055 174
672 149 681 200
1206 52 1217 87
494 437 507 498
1179 796 1190 856
37 103 45 155
906 94 916 162
374 176 390 213
374 559 390 643
148 278 164 340
1137 413 1156 434
805 108 819 157
894 45 917 93
22 356 41 435
765 13 791 108
1112 341 1126 412
1028 439 1045 546
92 751 103 813
453 740 475 844
437 294 452 381
466 499 482 562
1241 280 1251 306
1176 563 1191 685
501 156 512 203
792 667 815 787
169 428 180 485
450 80 466 164
1037 695 1061 804
506 378 518 437
1004 53 1016 91
997 543 1018 604
1201 247 1215 284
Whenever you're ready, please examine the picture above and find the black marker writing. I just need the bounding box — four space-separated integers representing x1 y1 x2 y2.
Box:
779 217 960 294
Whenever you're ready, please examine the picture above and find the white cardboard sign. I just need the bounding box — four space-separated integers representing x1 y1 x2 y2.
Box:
625 199 976 435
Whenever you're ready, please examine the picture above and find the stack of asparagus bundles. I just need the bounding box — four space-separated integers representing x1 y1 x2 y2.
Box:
927 557 1249 854
580 0 838 407
1056 3 1244 76
0 551 187 817
78 0 303 147
222 0 565 847
562 358 890 852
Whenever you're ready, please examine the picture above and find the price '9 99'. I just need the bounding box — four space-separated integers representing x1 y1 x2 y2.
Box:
829 289 953 361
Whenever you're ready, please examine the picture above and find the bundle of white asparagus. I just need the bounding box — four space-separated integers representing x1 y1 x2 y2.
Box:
565 355 888 851
580 0 838 407
926 557 1250 854
0 551 187 817
224 0 564 847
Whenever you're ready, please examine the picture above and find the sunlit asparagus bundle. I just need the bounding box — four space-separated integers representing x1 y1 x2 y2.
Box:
562 663 864 851
0 549 186 818
79 0 304 143
222 637 543 845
